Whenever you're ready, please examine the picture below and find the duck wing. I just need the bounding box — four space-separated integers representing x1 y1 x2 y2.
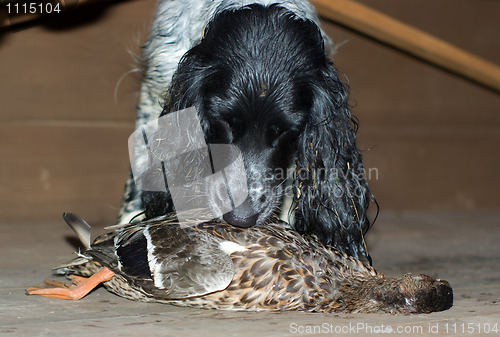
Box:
89 220 235 300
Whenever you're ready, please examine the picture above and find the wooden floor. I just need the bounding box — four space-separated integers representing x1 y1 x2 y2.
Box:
1 210 499 336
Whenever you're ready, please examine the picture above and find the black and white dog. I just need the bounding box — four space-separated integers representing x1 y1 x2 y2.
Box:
118 0 375 261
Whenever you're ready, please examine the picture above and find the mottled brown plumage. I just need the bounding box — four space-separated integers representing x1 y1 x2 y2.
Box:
27 213 453 314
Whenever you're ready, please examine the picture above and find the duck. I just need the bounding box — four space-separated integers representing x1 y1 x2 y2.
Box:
26 211 453 314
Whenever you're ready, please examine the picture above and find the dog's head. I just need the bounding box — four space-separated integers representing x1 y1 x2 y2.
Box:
143 4 372 258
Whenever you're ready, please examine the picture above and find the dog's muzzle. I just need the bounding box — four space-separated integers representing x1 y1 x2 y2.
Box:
222 198 260 228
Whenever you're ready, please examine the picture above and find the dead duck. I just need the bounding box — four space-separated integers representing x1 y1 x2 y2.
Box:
27 212 453 314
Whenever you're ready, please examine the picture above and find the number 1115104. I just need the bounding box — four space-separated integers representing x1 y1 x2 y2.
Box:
6 2 62 15
443 322 499 334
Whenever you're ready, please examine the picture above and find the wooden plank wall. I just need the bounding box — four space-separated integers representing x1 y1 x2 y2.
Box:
1 0 499 225
1 0 149 224
324 0 500 211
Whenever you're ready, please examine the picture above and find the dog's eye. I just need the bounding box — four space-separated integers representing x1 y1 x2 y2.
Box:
227 118 243 134
209 121 232 143
266 125 285 146
223 117 244 143
268 125 301 149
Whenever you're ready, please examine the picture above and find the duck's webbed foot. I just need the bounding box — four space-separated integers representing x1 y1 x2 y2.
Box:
26 267 115 300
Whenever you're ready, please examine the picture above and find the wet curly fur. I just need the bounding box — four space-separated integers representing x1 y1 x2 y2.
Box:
118 1 376 261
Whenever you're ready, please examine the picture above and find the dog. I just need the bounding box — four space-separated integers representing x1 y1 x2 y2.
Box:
118 0 376 261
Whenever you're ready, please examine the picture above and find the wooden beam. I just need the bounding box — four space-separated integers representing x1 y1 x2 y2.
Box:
311 0 500 93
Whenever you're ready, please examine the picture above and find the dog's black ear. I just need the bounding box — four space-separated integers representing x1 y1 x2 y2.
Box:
162 51 206 115
293 61 374 261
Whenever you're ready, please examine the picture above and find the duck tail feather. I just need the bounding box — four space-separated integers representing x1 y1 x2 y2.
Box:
63 213 92 250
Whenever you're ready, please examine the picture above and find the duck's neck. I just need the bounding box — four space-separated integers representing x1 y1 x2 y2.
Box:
316 273 453 314
316 275 404 313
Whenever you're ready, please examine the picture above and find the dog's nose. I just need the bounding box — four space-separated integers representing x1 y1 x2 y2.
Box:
223 210 259 228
